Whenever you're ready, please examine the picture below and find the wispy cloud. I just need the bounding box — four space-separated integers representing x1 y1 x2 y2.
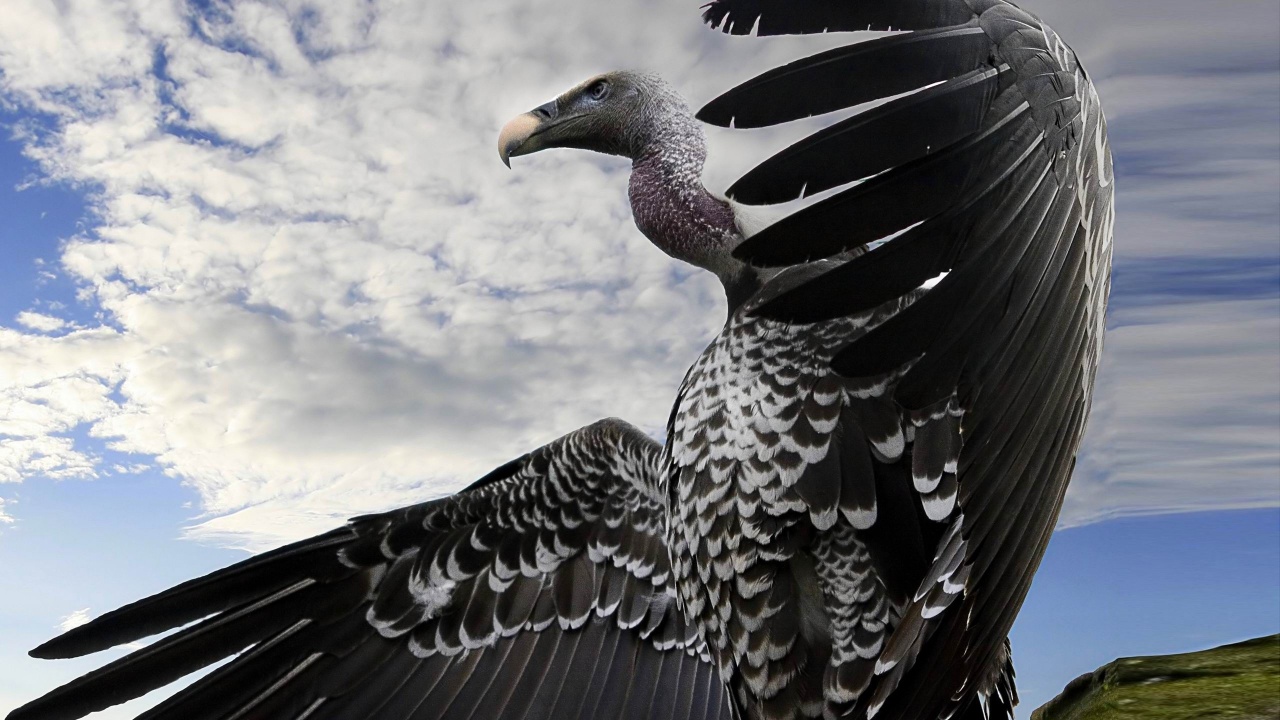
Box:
56 608 92 634
1065 296 1280 527
0 0 1274 550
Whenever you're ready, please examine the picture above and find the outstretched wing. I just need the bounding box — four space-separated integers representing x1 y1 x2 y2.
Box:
701 1 1113 718
9 419 731 720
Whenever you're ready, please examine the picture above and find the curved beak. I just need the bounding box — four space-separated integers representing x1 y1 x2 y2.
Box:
498 101 558 168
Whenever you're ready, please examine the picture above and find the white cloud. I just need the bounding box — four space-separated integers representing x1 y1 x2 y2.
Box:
0 0 1274 550
0 326 131 484
1065 297 1280 526
14 312 67 333
56 608 93 634
0 0 771 549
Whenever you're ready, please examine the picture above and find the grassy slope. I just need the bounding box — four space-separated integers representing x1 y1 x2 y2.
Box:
1031 635 1280 720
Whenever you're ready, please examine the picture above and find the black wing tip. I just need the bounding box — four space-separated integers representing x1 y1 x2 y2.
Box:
28 623 107 660
693 102 731 128
29 639 73 660
5 701 42 720
26 615 137 661
23 527 361 664
5 673 91 720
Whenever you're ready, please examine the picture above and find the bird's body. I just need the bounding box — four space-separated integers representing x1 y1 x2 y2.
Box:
668 302 907 718
11 1 1113 719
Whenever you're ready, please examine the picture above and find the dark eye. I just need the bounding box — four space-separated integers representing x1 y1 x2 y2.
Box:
586 79 609 101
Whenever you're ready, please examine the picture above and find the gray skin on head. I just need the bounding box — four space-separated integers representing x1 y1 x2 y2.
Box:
500 71 764 312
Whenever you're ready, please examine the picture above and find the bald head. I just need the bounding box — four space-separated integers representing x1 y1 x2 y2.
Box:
498 71 698 166
497 71 741 288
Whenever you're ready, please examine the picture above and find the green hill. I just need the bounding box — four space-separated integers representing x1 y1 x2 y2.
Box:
1032 635 1280 720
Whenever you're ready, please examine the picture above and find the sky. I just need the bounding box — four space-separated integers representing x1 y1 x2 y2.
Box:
0 0 1276 717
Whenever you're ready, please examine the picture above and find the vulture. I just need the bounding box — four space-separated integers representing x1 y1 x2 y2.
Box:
9 0 1113 719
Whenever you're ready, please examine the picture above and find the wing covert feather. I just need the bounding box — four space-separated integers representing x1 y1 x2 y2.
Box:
10 419 728 720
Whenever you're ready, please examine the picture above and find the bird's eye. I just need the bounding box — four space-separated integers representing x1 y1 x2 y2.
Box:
586 80 609 101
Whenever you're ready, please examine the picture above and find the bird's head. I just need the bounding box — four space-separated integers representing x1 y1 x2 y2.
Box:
497 70 738 293
498 71 694 167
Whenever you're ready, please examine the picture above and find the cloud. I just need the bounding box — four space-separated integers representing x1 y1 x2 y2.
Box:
0 326 130 484
1065 296 1280 527
56 608 92 634
14 312 67 333
0 0 762 549
0 0 1275 550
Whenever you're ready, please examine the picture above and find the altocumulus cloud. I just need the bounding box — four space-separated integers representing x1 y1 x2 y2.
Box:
0 0 1276 550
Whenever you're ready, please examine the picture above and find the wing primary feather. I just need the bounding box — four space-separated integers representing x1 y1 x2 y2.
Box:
411 638 489 719
308 628 400 701
958 232 1089 471
548 616 615 719
750 116 1044 324
964 300 1088 534
701 0 977 36
829 157 1054 384
966 222 1088 385
30 528 355 660
137 612 370 720
523 624 587 718
727 66 1008 203
890 179 1079 408
494 625 566 719
463 624 544 720
303 652 424 720
10 575 369 720
222 651 327 720
580 621 627 718
698 26 992 130
11 421 718 720
734 101 1031 267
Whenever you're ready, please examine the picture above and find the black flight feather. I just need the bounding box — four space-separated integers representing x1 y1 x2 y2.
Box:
733 100 1029 267
30 528 355 661
702 0 977 36
727 65 1009 204
697 26 991 130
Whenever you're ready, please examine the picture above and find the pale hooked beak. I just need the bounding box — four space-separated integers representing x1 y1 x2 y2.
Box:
498 100 558 168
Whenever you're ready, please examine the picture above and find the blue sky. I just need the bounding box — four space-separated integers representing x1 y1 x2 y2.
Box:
0 0 1277 717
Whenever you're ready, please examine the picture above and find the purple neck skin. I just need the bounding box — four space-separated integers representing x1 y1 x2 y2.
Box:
627 147 759 311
